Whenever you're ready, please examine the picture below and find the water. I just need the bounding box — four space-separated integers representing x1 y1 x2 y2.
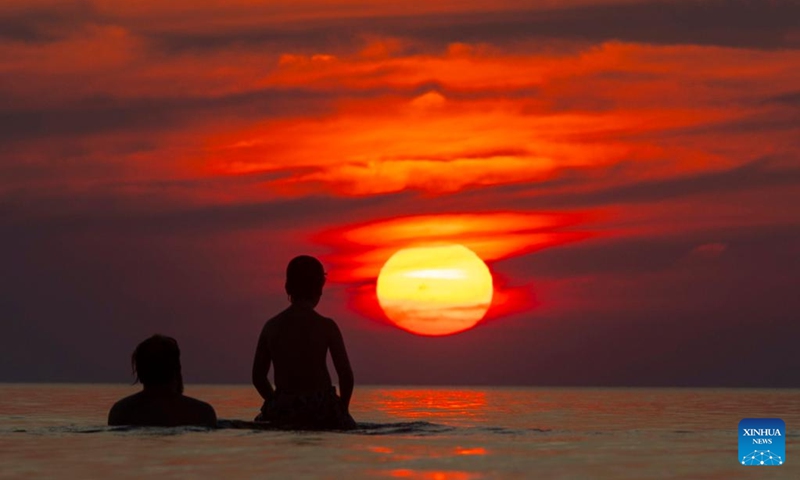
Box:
1 385 798 479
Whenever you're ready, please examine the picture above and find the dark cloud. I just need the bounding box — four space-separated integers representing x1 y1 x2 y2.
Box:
553 157 800 206
0 191 410 238
502 222 800 278
665 110 800 137
144 0 800 54
0 88 336 143
766 90 800 108
445 156 800 210
0 82 457 145
426 0 800 50
0 1 99 43
147 23 354 56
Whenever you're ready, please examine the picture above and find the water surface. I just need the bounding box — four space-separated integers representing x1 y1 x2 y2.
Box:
1 385 798 478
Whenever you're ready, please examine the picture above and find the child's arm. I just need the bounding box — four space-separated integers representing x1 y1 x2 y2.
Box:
251 325 275 403
328 320 354 411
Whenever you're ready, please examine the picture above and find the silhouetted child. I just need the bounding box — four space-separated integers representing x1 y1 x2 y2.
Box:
108 335 217 427
252 255 356 429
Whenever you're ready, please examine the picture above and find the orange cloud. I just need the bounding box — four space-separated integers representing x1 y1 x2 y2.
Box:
320 212 592 278
4 3 798 205
196 40 799 198
315 211 595 326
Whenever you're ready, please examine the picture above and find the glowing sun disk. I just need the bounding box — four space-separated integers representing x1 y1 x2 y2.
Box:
376 244 493 336
403 269 467 279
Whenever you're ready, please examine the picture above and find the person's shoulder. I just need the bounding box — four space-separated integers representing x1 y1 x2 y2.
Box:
108 392 144 425
258 310 288 340
111 391 144 409
179 395 217 424
263 308 291 329
319 314 342 334
179 395 214 411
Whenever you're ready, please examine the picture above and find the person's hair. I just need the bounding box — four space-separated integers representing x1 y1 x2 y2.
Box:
285 255 326 302
131 335 181 386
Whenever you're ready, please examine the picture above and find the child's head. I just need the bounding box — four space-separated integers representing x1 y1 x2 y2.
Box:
131 334 183 393
285 255 326 304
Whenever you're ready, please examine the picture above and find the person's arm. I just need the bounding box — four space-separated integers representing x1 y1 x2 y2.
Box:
251 325 275 403
328 320 354 411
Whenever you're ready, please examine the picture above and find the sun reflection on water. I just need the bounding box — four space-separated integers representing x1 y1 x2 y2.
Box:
371 389 488 424
454 447 487 456
384 469 481 479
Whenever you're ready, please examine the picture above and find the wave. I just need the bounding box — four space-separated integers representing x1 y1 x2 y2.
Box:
8 420 554 437
216 419 455 435
352 421 455 436
217 420 551 436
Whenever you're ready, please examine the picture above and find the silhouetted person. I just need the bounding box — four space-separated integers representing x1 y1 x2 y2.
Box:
252 255 356 430
108 335 217 427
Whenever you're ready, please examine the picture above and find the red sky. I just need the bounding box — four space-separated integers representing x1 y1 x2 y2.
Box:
1 0 799 386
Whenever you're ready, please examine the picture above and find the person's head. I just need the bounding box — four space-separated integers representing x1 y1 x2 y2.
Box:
131 335 183 394
285 255 326 306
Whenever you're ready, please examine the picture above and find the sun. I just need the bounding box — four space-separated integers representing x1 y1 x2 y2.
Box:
376 244 493 336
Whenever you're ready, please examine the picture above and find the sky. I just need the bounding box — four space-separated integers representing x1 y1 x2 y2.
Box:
1 0 799 387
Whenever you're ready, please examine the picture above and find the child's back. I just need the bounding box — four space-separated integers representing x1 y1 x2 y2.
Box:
251 256 355 430
259 306 342 395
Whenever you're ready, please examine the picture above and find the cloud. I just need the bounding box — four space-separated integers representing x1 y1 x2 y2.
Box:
765 90 800 108
1 0 799 385
0 191 410 240
138 1 800 54
532 157 800 207
0 88 338 142
690 242 727 258
0 1 99 43
507 223 800 280
3 20 798 197
312 211 593 327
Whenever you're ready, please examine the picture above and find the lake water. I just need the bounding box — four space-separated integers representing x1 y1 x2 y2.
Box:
1 384 798 479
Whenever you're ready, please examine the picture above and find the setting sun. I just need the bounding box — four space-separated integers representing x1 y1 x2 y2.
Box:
376 244 494 336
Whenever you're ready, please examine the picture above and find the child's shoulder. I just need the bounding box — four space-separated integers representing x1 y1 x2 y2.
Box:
318 313 344 335
316 310 337 323
260 309 290 332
